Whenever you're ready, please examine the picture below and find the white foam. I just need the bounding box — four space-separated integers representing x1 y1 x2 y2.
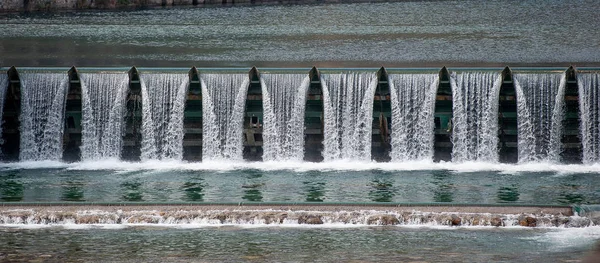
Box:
2 159 600 174
528 226 600 251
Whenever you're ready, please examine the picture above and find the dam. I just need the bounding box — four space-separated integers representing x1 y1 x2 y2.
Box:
1 66 598 164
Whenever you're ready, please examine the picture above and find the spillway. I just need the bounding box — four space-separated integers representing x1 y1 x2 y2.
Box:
0 67 598 164
578 72 600 164
451 72 503 162
19 73 68 161
139 73 189 161
388 73 438 162
201 73 249 161
261 74 310 161
80 73 129 160
321 72 378 161
514 73 566 163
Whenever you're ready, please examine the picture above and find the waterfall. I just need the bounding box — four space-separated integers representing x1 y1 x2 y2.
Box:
140 74 189 161
261 74 310 161
201 74 249 161
451 72 503 162
578 72 600 164
79 73 129 160
322 73 378 161
19 73 69 161
514 73 566 163
388 74 438 162
0 74 7 150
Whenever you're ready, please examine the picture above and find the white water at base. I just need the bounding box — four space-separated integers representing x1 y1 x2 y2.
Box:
322 73 378 161
261 74 310 161
140 74 189 161
19 73 69 161
578 73 600 164
451 72 503 162
80 73 129 160
0 74 7 150
201 74 249 161
389 74 438 162
4 159 600 174
0 208 593 229
514 73 566 163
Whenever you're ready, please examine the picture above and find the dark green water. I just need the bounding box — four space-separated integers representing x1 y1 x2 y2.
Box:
1 161 599 205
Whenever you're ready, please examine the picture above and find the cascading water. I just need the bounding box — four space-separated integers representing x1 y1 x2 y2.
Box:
261 74 310 161
79 73 129 160
19 73 69 161
514 73 566 163
578 72 600 164
322 73 378 161
201 74 249 161
451 72 503 162
140 74 189 161
388 74 438 162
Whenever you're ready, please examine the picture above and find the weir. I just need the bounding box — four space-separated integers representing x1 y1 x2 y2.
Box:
1 66 599 164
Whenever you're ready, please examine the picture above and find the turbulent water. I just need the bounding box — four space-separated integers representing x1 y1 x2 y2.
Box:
80 73 129 160
322 73 378 161
261 74 310 161
514 73 566 163
578 72 600 164
201 74 249 161
0 208 593 228
140 74 189 160
19 73 69 161
388 74 438 161
451 72 503 162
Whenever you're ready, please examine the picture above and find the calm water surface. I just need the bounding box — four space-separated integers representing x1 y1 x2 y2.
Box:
1 162 599 204
0 0 599 67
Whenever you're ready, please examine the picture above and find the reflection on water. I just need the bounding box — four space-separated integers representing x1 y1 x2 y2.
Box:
304 181 325 202
121 180 143 202
557 184 585 204
0 172 23 201
182 180 205 202
61 180 85 201
242 170 264 202
0 167 599 204
431 171 454 202
497 185 520 203
369 179 395 202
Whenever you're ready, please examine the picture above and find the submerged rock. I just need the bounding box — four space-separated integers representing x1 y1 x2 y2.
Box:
298 215 323 224
450 214 462 226
367 215 400 225
518 216 537 227
490 217 504 227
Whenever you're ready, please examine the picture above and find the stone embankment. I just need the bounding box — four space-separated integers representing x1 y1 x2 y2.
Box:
0 0 349 12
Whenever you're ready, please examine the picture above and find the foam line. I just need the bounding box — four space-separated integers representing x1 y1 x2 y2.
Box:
3 160 600 174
